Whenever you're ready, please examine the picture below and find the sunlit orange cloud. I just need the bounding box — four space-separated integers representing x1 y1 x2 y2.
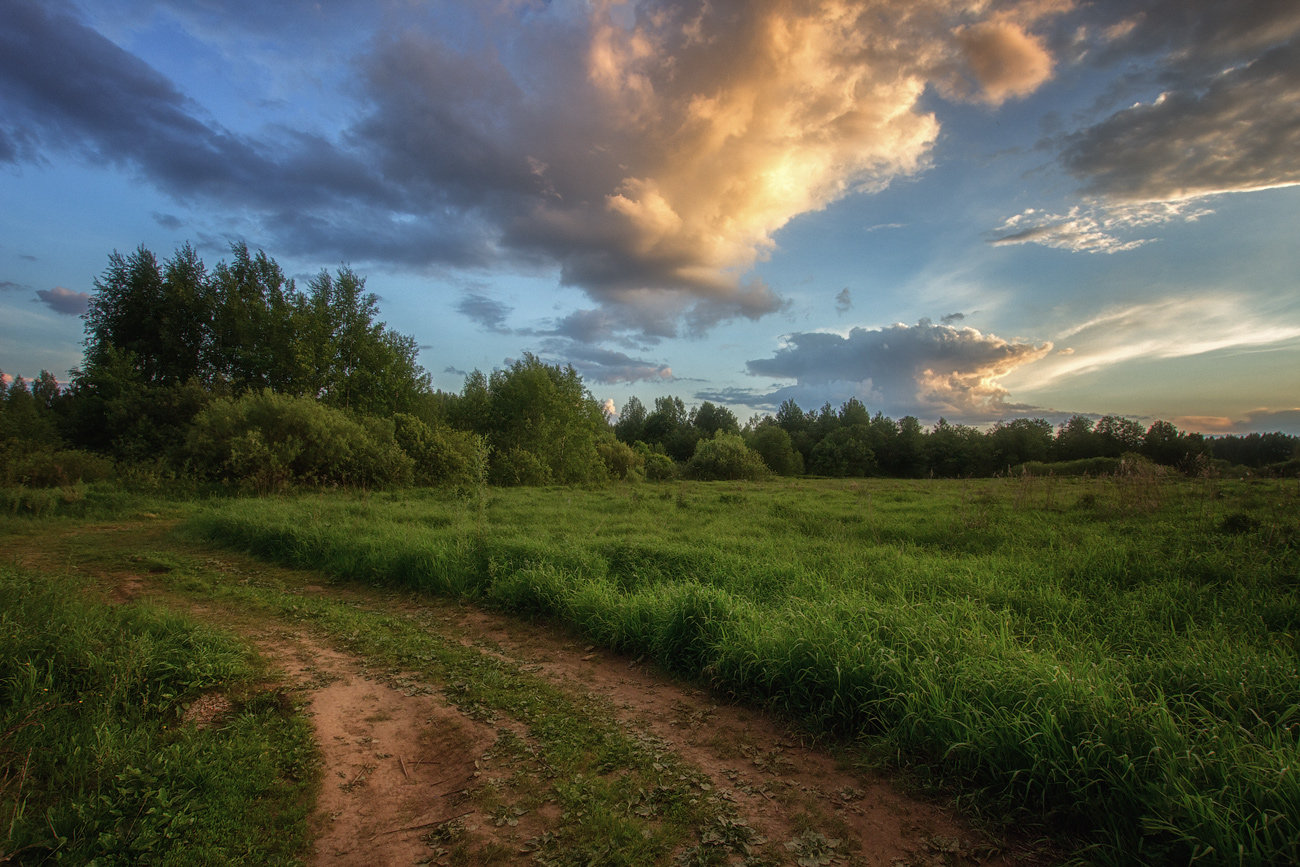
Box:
1174 416 1237 435
566 0 1066 324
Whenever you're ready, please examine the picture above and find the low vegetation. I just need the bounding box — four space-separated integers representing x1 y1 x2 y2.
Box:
186 474 1300 866
0 563 315 865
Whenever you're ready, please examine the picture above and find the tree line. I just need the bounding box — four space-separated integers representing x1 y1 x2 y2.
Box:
2 244 1297 490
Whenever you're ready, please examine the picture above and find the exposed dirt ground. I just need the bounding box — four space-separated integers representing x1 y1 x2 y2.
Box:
4 522 1056 867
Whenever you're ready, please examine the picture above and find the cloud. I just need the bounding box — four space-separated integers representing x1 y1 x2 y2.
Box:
455 293 513 334
989 200 1213 252
746 320 1052 419
1017 296 1300 388
835 288 852 315
1233 408 1300 436
940 312 965 324
1 279 30 292
537 339 673 385
0 0 1071 337
951 20 1054 105
443 365 468 378
999 0 1300 250
153 212 183 230
1061 42 1300 203
35 285 90 315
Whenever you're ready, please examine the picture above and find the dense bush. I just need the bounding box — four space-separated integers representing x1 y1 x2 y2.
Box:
746 425 803 476
642 452 678 481
490 446 553 486
685 433 769 481
0 444 114 487
808 425 876 477
393 413 488 488
1017 457 1124 476
596 438 645 481
187 390 413 491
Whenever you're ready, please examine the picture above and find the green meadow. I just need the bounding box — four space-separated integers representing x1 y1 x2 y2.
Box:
187 473 1300 866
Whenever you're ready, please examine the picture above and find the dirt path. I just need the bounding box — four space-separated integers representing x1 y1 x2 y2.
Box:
4 522 1054 867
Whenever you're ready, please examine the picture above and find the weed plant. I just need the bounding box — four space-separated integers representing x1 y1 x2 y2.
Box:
0 566 315 865
187 476 1300 866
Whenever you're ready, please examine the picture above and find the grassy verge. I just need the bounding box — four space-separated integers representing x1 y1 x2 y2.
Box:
186 476 1300 866
0 562 315 866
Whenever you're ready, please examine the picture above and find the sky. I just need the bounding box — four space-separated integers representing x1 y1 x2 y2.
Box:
2 0 1299 435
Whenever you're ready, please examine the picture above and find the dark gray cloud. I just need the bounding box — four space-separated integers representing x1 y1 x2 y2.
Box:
35 286 90 315
1062 41 1300 202
940 312 965 324
443 365 468 378
746 320 1051 420
1234 408 1300 436
1 279 29 292
6 0 1044 338
993 0 1300 250
537 340 673 385
153 212 183 230
835 288 852 315
455 293 513 334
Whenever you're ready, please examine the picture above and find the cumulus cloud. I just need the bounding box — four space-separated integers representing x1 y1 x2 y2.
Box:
746 320 1052 419
35 286 90 315
1061 43 1300 203
951 20 1054 104
0 0 1070 337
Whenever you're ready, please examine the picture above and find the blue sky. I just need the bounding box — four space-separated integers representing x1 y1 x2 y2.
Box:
2 0 1298 434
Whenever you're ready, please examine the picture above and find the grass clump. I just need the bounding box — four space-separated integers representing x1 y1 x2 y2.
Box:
0 566 315 865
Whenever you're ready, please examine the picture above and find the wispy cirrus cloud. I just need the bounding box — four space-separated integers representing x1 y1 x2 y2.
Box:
1019 296 1300 389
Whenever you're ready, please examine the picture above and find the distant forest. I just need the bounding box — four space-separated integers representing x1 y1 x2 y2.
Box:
3 244 1298 490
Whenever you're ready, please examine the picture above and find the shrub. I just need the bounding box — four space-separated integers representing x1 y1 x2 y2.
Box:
490 446 553 486
596 438 645 481
808 425 876 477
747 425 803 476
642 452 678 481
1 444 114 488
393 413 489 488
685 433 769 481
187 390 413 491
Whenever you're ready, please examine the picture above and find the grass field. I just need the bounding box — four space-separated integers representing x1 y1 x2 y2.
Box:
185 473 1300 866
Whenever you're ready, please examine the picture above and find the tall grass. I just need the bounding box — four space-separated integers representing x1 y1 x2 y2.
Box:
187 476 1300 865
0 566 315 865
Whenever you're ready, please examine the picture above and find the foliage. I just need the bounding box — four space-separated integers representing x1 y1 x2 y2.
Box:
807 425 876 477
392 412 489 488
684 433 769 481
0 443 114 488
78 242 430 419
596 438 645 481
187 390 413 491
479 354 609 485
746 425 802 476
